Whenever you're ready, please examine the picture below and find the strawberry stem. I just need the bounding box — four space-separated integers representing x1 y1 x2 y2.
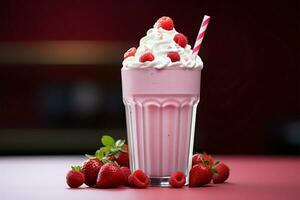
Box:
71 165 81 172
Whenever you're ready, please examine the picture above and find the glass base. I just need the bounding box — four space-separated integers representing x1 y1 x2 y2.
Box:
150 177 170 187
150 176 189 187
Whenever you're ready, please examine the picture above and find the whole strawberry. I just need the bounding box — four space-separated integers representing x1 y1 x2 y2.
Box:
173 33 188 48
116 144 129 167
139 52 155 62
128 169 149 188
66 166 85 188
167 52 180 62
189 164 213 187
212 162 230 184
192 153 214 168
120 166 131 186
157 16 174 30
123 47 137 59
81 159 103 187
96 162 124 188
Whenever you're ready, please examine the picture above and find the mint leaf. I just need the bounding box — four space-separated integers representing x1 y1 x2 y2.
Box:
101 135 115 147
71 166 81 171
115 139 125 147
95 147 111 160
100 147 110 155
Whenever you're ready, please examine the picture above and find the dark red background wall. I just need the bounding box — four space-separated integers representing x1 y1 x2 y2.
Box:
0 0 298 154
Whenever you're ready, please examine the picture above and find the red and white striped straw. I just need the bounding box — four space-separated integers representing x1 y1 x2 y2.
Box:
192 15 210 57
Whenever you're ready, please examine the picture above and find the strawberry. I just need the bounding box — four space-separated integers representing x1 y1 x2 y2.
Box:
212 162 230 184
124 47 137 59
157 16 174 30
167 52 180 62
169 171 186 188
128 169 149 188
120 166 131 186
66 166 85 188
192 153 214 168
115 144 129 167
189 164 213 187
139 52 155 62
96 163 124 188
81 159 103 187
173 33 188 48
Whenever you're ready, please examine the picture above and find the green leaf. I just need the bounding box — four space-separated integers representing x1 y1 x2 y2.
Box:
110 147 118 153
211 168 219 175
204 160 210 166
102 157 110 164
71 165 81 171
100 147 111 155
112 151 120 159
213 161 220 167
85 154 96 159
95 149 103 160
115 139 125 147
119 146 127 152
101 135 115 147
95 147 111 160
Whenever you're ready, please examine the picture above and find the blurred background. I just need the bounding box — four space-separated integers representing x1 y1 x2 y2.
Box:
0 0 298 155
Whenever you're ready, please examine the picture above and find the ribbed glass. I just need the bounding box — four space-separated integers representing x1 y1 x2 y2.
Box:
124 95 199 186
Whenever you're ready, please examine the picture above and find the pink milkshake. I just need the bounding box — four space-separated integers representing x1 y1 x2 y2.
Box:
121 17 203 186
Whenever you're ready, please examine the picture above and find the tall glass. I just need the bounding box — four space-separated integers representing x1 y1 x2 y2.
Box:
121 67 201 186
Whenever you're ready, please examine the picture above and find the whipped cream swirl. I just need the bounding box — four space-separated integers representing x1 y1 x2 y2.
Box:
122 21 203 69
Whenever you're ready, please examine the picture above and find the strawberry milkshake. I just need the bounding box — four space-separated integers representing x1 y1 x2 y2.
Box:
121 17 203 186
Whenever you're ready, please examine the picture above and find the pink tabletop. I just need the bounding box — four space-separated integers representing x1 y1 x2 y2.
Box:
0 156 299 200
